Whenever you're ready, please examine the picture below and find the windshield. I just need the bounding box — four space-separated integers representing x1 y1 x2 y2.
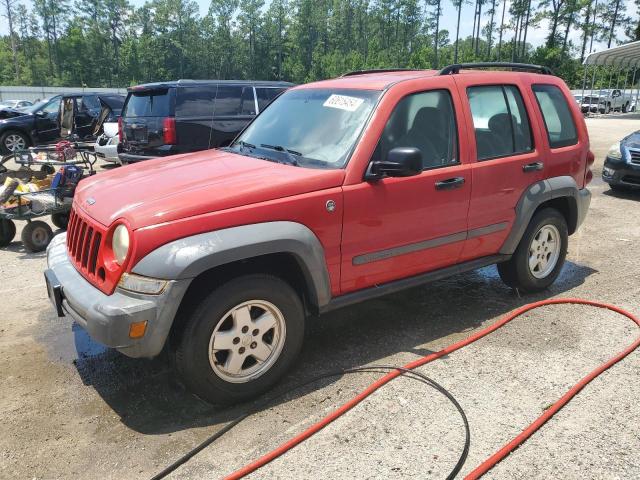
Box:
230 88 381 168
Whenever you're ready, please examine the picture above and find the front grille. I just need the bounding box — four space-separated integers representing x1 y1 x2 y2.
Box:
66 207 104 278
628 149 640 165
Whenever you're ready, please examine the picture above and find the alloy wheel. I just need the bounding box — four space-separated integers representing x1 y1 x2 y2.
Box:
528 224 561 279
4 134 26 152
208 300 286 383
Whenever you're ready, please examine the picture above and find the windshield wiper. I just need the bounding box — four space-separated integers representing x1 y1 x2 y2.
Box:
236 140 256 152
259 144 301 166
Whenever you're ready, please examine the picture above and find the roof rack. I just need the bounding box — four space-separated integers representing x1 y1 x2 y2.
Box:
341 68 421 77
439 62 554 76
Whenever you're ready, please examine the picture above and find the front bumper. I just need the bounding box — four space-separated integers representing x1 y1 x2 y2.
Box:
45 234 191 358
603 156 640 188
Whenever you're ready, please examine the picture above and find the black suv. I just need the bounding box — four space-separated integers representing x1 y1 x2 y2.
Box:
117 80 292 163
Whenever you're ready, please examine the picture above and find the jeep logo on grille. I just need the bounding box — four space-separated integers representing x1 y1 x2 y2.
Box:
86 197 96 206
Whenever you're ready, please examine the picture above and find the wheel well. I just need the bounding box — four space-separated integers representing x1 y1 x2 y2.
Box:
534 196 577 235
1 128 33 145
168 253 313 348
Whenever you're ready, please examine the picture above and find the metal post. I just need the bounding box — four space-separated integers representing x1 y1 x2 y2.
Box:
589 65 597 115
580 62 588 109
630 67 638 113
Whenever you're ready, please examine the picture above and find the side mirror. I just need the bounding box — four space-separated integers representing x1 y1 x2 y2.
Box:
366 147 422 180
35 110 47 117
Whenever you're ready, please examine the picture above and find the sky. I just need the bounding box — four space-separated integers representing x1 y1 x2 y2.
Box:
2 0 638 57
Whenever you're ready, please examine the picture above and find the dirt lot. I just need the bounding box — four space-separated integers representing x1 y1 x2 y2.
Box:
1 116 639 480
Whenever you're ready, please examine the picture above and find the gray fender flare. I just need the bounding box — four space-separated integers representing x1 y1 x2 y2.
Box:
132 221 332 308
500 176 589 255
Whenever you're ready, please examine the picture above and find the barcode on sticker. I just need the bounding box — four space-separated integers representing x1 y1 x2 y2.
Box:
323 94 364 112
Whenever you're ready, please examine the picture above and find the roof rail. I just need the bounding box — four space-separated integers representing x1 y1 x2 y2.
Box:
341 68 421 77
439 62 554 76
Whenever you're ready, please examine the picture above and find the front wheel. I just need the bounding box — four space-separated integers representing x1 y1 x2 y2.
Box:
498 208 568 293
0 130 29 155
174 274 305 405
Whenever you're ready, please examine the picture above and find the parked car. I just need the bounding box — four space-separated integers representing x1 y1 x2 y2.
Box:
0 93 124 155
580 89 633 114
602 131 640 190
0 99 34 110
94 122 119 164
45 64 592 405
117 79 292 163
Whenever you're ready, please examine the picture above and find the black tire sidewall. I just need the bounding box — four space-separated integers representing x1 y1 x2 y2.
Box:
0 219 16 247
21 221 53 252
512 208 568 291
51 212 69 230
175 274 305 405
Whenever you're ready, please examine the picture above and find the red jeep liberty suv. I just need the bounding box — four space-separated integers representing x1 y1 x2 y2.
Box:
45 63 592 404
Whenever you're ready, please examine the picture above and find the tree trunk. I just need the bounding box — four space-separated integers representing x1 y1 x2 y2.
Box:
497 0 506 60
2 0 20 80
434 0 441 68
580 2 592 62
608 0 621 48
454 0 462 63
487 0 496 59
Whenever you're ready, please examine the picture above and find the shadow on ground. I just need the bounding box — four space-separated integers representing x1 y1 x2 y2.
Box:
602 186 640 200
36 260 596 435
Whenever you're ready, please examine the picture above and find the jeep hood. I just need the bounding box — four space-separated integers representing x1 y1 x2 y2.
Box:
74 149 345 229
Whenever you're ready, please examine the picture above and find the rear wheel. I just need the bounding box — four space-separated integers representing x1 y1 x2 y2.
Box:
21 220 53 252
498 208 568 293
0 219 16 247
173 274 305 405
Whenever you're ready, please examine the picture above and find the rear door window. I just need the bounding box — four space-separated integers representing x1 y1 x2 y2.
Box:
80 95 101 111
256 87 285 111
213 86 243 116
532 84 578 148
176 86 217 117
125 89 172 117
467 85 533 160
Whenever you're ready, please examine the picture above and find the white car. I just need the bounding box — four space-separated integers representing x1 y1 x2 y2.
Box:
94 122 120 164
0 99 34 110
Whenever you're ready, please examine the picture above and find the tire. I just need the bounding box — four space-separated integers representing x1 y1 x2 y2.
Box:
498 208 568 293
174 274 305 405
51 212 69 230
0 130 30 155
622 102 629 113
21 220 53 252
40 164 55 175
605 103 611 114
0 219 16 247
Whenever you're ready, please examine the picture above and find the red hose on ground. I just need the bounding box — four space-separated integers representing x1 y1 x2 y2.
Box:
223 298 640 480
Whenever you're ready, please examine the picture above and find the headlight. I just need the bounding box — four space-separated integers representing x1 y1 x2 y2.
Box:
118 273 167 295
606 143 622 160
112 224 130 265
603 166 615 176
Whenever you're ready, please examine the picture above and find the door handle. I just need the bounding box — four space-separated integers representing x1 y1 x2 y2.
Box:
522 161 544 172
435 177 465 190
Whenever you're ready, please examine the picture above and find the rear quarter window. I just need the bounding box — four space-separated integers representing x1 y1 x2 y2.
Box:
125 89 173 117
532 84 578 148
256 87 285 111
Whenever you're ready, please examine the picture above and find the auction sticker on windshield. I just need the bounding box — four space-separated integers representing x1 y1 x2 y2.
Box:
323 94 364 112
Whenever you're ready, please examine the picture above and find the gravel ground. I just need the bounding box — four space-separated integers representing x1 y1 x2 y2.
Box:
0 116 639 480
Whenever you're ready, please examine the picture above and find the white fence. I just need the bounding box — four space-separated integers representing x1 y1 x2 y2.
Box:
0 85 126 103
